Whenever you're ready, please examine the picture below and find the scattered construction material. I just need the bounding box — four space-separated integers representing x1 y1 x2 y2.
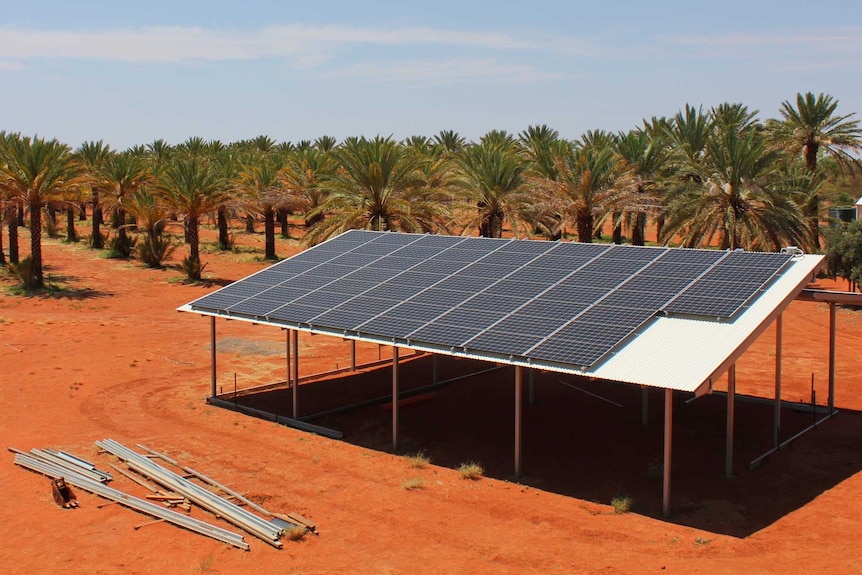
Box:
13 451 249 550
51 477 78 508
96 439 286 548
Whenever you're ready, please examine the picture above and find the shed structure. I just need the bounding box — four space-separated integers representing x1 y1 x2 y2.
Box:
180 230 824 516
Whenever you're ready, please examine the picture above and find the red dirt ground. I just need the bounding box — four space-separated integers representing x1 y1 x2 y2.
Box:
2 223 862 575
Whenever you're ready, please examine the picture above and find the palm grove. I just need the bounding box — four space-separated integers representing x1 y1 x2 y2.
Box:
1 92 861 289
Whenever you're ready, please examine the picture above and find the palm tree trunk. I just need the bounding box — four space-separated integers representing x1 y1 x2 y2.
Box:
45 206 58 238
116 206 127 248
0 209 5 266
17 203 24 227
612 211 622 244
78 202 87 221
92 190 104 248
264 208 277 260
7 204 18 264
66 205 78 242
30 202 44 287
245 213 255 233
217 205 229 250
632 212 646 246
576 210 593 243
188 214 200 271
278 208 289 238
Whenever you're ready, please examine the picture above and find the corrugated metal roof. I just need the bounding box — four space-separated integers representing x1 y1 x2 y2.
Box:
592 254 821 392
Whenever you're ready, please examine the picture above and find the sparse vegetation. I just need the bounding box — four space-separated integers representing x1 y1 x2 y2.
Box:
405 451 430 469
611 495 632 514
457 461 483 480
402 477 426 490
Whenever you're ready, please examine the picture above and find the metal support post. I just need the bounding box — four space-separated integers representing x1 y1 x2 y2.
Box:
829 303 836 413
774 314 782 449
528 368 535 405
210 317 217 398
350 340 356 372
392 346 400 453
292 330 299 419
726 364 736 478
515 365 523 478
662 388 673 518
432 355 438 386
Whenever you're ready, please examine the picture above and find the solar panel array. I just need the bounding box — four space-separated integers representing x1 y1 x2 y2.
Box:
190 230 792 369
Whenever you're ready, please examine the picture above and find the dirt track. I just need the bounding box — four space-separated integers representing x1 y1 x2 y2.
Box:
2 227 862 574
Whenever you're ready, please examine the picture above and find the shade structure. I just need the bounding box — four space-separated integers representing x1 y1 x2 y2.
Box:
180 230 823 395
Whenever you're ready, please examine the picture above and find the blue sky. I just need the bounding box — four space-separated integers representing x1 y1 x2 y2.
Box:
1 0 860 149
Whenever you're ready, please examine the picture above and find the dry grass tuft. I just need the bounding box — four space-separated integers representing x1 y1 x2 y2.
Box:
405 451 430 469
402 477 426 490
284 525 309 541
457 461 483 480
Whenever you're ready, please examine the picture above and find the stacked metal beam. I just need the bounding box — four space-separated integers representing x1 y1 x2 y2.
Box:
96 439 284 548
13 452 249 550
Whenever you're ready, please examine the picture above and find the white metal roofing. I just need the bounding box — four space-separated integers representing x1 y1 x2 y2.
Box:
179 246 822 395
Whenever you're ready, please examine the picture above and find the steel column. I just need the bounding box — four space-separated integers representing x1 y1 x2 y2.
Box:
210 317 217 398
515 365 523 478
829 302 836 413
528 368 535 405
392 346 400 452
291 330 299 419
286 329 291 389
350 339 356 372
774 314 782 448
726 364 736 478
662 388 673 518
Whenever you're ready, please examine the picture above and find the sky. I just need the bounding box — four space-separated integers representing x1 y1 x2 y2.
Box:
1 0 860 149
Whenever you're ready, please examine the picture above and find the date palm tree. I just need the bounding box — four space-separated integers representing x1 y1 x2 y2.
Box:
280 146 335 229
0 134 84 287
614 129 671 245
154 155 230 279
661 127 806 251
237 155 285 259
767 92 862 248
454 139 529 238
304 136 436 245
97 151 152 257
531 144 620 243
75 140 111 248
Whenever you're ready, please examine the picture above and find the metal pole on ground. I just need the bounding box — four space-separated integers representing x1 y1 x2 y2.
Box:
515 365 523 478
286 329 291 389
829 302 836 413
663 388 673 518
726 364 736 478
392 346 400 453
774 314 782 449
292 330 299 419
350 340 356 372
210 317 217 398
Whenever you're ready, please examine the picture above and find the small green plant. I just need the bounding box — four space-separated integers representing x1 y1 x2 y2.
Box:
405 451 430 469
402 477 426 491
694 537 712 546
178 256 207 280
136 234 177 268
284 525 308 541
457 461 483 480
107 232 137 258
611 495 632 514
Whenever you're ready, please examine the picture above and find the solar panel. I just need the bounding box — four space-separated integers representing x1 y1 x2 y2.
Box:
187 231 796 370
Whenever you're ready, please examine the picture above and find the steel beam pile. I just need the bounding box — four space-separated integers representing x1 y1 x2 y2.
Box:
13 452 249 550
96 439 284 548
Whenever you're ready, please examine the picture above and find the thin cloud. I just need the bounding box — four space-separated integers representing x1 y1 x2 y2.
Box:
322 58 567 85
658 26 862 53
0 24 591 68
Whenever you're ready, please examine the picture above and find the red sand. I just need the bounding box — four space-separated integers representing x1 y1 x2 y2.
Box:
2 224 862 574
